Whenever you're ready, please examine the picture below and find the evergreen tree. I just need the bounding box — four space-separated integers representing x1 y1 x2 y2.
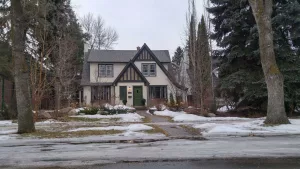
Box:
172 47 184 66
207 0 300 113
197 16 213 111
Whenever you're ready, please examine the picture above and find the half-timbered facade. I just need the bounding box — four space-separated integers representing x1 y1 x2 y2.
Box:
80 43 187 106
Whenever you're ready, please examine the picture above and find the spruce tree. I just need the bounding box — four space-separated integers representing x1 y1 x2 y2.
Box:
207 0 300 113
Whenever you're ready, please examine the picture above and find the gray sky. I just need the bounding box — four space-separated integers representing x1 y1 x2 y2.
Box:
71 0 205 56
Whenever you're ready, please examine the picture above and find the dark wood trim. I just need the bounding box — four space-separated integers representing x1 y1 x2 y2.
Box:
112 62 149 86
131 44 187 91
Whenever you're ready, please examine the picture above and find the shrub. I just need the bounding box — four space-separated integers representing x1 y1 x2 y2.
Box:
122 100 127 105
79 107 99 115
169 93 175 107
141 98 146 106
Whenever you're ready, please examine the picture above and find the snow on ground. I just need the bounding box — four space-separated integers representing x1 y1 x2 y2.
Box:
35 119 63 125
217 105 234 112
0 120 13 126
194 119 300 137
154 109 251 122
104 104 135 110
71 113 144 122
68 124 152 132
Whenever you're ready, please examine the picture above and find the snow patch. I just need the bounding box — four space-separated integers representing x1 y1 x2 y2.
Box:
154 110 250 122
68 124 153 132
194 119 300 137
217 106 234 113
71 113 144 122
0 120 13 126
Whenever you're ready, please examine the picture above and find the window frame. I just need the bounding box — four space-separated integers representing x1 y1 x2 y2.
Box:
98 64 114 77
149 85 167 99
141 63 156 77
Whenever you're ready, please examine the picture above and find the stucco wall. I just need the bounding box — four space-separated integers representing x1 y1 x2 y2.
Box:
114 82 148 106
83 86 91 105
89 63 126 83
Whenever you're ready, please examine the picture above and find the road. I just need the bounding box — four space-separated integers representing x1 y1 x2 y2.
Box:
1 136 300 168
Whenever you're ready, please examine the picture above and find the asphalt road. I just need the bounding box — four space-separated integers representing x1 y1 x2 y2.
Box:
16 159 300 169
99 160 300 169
2 136 300 168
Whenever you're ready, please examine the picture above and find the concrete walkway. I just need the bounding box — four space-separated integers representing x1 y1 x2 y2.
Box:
137 111 202 138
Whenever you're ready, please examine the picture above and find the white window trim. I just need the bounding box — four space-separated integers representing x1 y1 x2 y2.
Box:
142 63 156 77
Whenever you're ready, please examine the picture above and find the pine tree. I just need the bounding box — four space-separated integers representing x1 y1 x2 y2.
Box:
207 0 300 114
172 47 184 66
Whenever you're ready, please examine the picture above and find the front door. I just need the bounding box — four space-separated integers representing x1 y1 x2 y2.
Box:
133 86 143 106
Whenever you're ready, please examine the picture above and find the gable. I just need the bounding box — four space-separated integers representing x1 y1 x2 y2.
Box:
113 62 149 85
136 49 154 61
119 65 143 82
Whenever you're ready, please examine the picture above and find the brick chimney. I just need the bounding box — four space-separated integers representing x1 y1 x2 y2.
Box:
137 46 140 50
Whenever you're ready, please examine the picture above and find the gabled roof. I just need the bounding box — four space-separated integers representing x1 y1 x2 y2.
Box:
132 44 188 91
87 50 171 63
113 61 150 86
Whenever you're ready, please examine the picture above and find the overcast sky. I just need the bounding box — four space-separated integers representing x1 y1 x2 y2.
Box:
71 0 205 56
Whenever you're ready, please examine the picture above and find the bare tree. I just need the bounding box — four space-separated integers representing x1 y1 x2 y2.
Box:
54 34 78 110
11 0 35 133
81 13 118 50
248 0 290 124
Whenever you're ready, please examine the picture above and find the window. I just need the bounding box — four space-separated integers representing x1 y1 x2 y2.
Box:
98 64 113 77
149 86 167 99
142 63 156 76
120 86 127 101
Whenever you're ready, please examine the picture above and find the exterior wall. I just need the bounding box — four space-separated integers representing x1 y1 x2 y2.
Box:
83 86 91 105
114 82 148 106
134 61 173 101
89 63 126 83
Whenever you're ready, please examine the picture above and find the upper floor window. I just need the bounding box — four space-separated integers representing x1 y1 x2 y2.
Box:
142 63 156 76
99 64 113 77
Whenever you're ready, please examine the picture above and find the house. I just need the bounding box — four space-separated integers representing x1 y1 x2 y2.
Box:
80 43 188 107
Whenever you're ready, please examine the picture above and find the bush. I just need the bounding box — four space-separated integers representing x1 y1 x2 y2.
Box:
141 98 146 106
122 100 127 105
169 93 175 107
79 107 99 115
103 107 128 115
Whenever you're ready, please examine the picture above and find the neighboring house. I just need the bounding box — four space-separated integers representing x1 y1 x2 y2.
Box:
80 43 187 106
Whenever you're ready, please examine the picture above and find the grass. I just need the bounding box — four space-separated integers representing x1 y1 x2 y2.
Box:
22 129 123 139
145 124 169 136
58 116 120 122
142 116 152 123
180 125 201 135
156 115 173 122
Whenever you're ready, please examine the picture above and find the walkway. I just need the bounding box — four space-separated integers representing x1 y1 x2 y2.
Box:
137 111 202 139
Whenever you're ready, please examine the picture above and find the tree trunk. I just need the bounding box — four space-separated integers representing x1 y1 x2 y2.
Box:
54 79 61 112
11 0 35 133
249 0 290 124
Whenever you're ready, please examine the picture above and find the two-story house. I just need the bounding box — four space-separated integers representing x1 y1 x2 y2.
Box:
80 43 187 107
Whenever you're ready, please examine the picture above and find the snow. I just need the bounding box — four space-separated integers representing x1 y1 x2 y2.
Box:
35 119 63 124
71 113 144 122
154 110 183 117
0 129 17 134
104 104 135 110
194 119 300 137
0 120 13 126
217 106 234 112
75 108 85 113
154 109 250 122
68 124 152 132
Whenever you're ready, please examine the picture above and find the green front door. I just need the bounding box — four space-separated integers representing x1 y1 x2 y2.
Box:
133 86 143 106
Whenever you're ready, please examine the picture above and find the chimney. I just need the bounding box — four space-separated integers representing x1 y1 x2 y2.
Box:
137 46 140 51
